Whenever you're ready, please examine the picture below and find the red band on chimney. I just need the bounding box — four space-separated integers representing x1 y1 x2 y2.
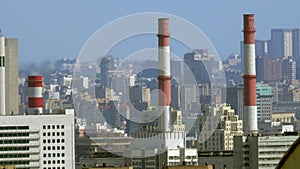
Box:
243 14 255 44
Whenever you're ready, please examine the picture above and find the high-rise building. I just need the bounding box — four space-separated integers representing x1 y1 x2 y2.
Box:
256 83 273 121
256 56 282 82
282 56 296 80
197 104 243 151
270 29 293 59
5 38 19 115
0 112 75 169
129 85 150 111
226 85 244 119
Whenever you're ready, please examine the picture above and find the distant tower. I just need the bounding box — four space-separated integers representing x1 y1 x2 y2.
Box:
0 31 5 115
28 76 43 114
157 18 172 132
243 14 258 134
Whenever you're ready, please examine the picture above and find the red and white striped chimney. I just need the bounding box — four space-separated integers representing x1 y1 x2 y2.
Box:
28 76 43 114
157 18 171 132
243 14 258 134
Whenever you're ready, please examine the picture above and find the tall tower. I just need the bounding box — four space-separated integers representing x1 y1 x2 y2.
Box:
28 76 43 114
157 18 172 132
0 32 5 115
243 14 258 134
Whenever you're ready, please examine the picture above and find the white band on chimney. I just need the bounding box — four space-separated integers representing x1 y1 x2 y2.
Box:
244 44 256 75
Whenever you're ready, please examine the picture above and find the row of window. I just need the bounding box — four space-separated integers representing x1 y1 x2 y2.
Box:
43 167 65 169
43 132 65 137
0 160 29 165
43 139 65 144
0 139 29 144
0 146 29 151
0 126 29 130
43 125 64 130
0 153 29 158
0 132 29 137
43 146 65 151
43 153 65 158
43 160 65 164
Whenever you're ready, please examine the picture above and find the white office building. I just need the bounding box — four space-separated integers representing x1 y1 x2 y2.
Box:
0 112 75 169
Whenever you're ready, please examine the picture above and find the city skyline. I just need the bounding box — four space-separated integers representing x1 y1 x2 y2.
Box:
1 0 300 64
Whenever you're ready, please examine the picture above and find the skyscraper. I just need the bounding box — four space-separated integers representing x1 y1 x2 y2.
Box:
270 29 293 58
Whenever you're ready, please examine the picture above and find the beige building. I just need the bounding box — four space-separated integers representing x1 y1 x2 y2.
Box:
198 104 243 151
272 112 296 123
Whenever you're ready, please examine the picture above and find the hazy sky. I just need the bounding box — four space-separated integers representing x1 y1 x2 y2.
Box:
1 0 300 64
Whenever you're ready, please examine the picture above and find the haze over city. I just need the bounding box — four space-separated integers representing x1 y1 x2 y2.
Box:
1 0 300 64
1 1 300 169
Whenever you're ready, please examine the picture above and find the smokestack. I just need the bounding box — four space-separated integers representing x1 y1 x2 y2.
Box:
243 14 258 134
0 32 5 116
28 76 43 114
157 18 171 132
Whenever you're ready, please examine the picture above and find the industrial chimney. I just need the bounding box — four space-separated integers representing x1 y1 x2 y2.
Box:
243 14 258 134
157 18 172 132
28 76 43 114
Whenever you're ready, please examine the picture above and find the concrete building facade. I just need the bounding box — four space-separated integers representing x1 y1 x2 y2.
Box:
4 38 19 115
0 113 75 169
233 135 299 169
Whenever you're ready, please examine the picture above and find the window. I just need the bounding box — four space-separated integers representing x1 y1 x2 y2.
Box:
52 146 55 150
48 146 51 150
43 154 46 157
52 125 55 129
57 132 60 136
43 140 46 143
48 160 51 164
47 132 50 136
57 139 60 143
62 153 65 157
61 125 64 129
57 125 60 129
52 139 55 143
61 132 64 136
57 153 60 157
43 133 46 136
62 160 65 164
43 146 46 150
57 146 60 150
47 125 50 129
52 132 55 136
43 126 46 129
43 161 46 164
62 139 65 143
62 146 65 150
